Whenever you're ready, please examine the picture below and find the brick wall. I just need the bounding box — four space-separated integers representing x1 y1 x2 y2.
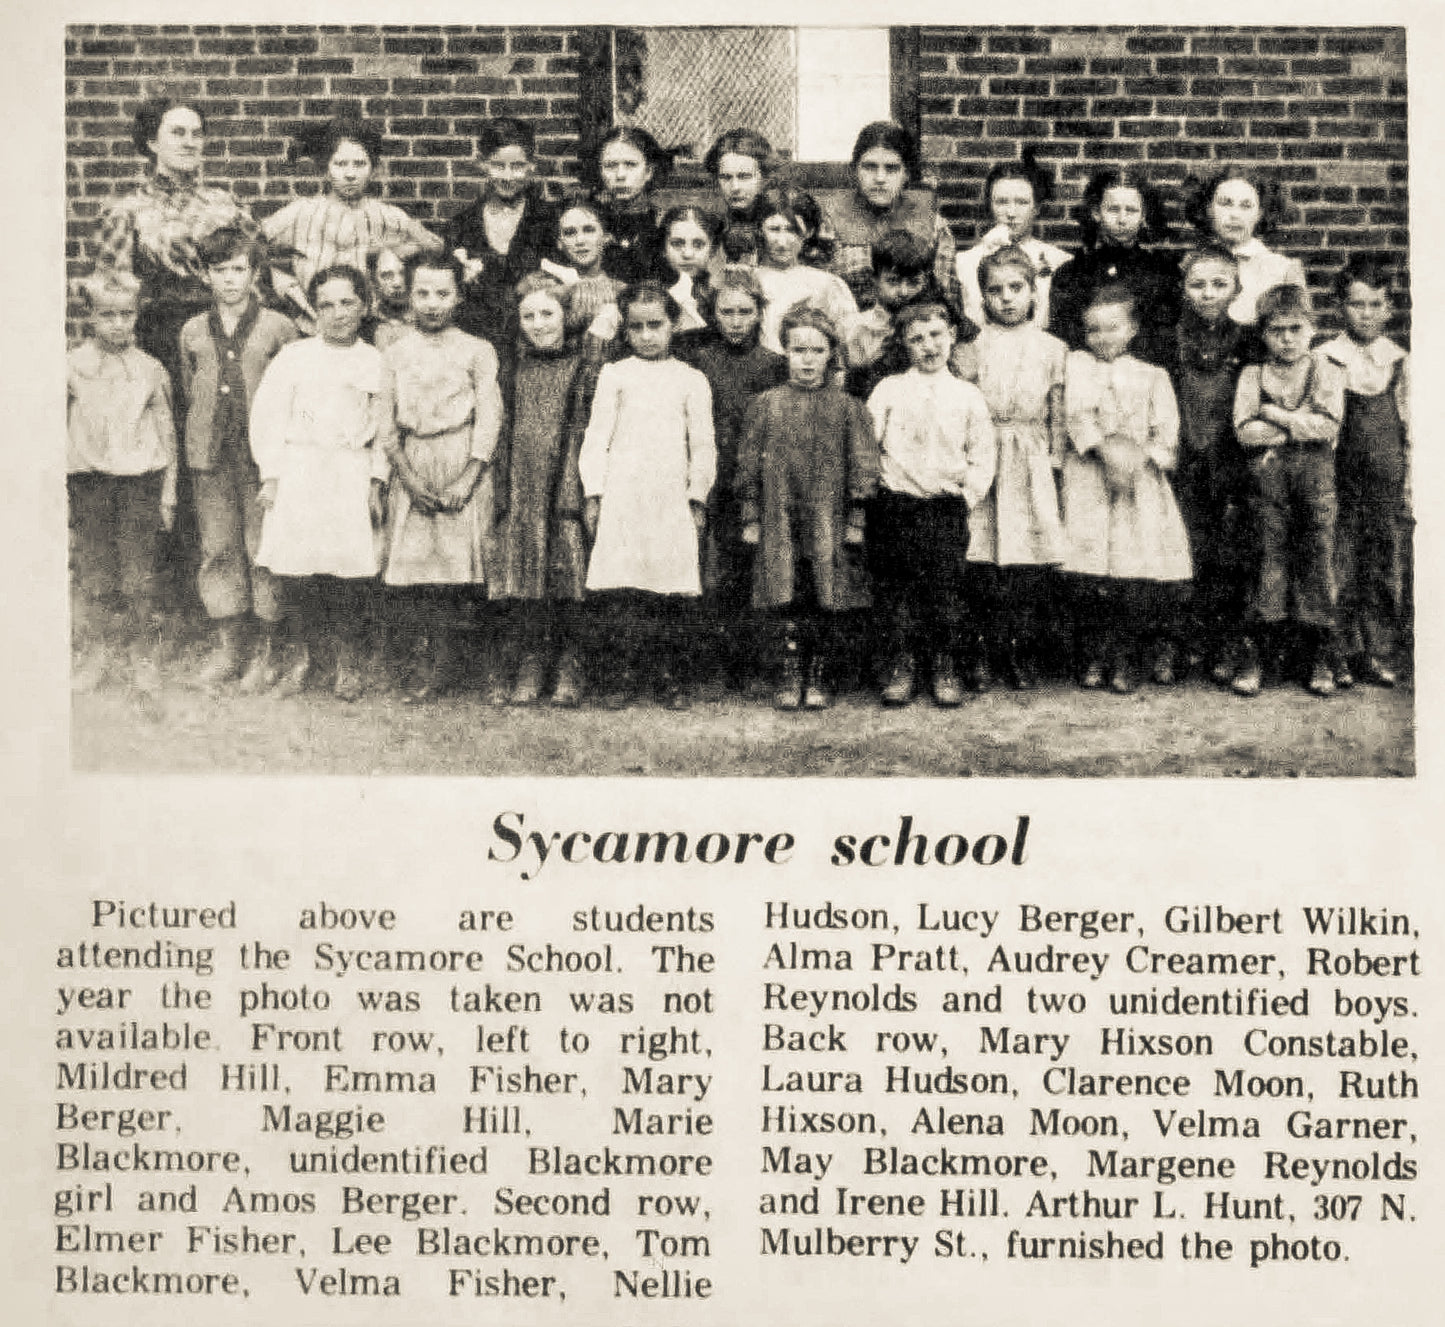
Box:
919 26 1409 330
66 24 1408 335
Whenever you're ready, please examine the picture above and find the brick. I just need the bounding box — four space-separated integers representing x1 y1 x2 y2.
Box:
986 35 1050 54
1156 58 1220 75
1090 59 1152 75
1049 31 1129 59
959 97 1018 117
1124 78 1187 96
1149 141 1212 160
393 78 454 95
1291 99 1350 116
265 79 327 96
988 79 1051 95
924 33 983 54
1290 59 1350 75
1054 120 1114 139
1225 100 1285 118
1155 98 1220 116
242 99 303 117
1024 58 1086 74
1347 143 1404 160
1258 36 1319 55
1191 35 1256 55
388 158 448 176
384 36 445 55
1126 35 1186 54
367 98 425 117
258 36 317 54
446 35 507 56
136 36 197 55
1023 98 1089 117
1185 120 1245 139
1224 58 1290 75
959 57 1021 74
317 32 382 55
67 100 121 117
84 79 141 96
919 96 955 115
449 76 514 96
1317 120 1382 139
1054 78 1119 96
1083 142 1145 160
234 58 292 75
390 117 451 136
984 119 1050 138
1232 143 1281 159
1324 34 1389 55
297 58 354 74
1283 142 1343 160
1322 78 1385 95
1122 118 1178 138
1191 78 1256 96
421 57 481 74
521 77 573 94
923 118 986 138
509 33 565 53
1091 98 1153 116
79 38 137 55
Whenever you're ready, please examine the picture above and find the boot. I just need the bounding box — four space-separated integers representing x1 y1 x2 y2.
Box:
880 653 915 707
237 623 280 695
1209 636 1235 688
273 640 312 699
803 650 832 711
1307 635 1337 698
333 633 363 703
966 636 992 693
1109 646 1135 695
1000 638 1036 691
1362 655 1397 688
1231 635 1262 698
931 652 963 708
486 633 514 706
510 651 545 707
1151 638 1178 686
773 625 803 711
549 647 584 708
195 617 247 689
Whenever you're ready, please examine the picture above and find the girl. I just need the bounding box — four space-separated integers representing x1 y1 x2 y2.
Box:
1049 167 1179 367
578 282 716 709
957 149 1070 332
704 128 775 244
753 184 859 356
680 266 789 690
1061 286 1191 693
660 204 725 341
444 118 560 378
263 116 444 332
828 120 963 318
250 265 391 701
547 194 626 341
957 246 1069 691
493 275 607 707
592 126 672 285
366 246 412 350
381 253 503 703
738 303 879 711
1186 165 1306 327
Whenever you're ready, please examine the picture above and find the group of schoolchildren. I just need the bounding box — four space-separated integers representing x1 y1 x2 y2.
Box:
68 118 1411 713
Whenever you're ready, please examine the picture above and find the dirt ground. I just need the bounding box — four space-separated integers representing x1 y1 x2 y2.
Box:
71 646 1414 778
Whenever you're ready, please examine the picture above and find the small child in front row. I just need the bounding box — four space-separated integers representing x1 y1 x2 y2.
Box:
578 281 716 709
249 265 391 701
180 225 298 692
957 244 1069 691
1232 283 1346 697
867 301 996 706
381 252 503 703
1319 255 1410 688
67 272 177 695
678 265 788 692
1061 286 1192 693
491 274 607 707
738 303 879 710
1169 244 1258 686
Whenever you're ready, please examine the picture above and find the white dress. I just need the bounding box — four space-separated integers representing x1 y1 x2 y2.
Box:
578 357 716 595
956 226 1071 331
1227 238 1307 326
1060 350 1191 582
755 265 859 355
250 338 390 578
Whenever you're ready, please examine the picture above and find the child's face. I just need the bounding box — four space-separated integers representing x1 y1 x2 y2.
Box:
1262 312 1314 366
314 276 365 346
714 288 761 347
373 249 407 308
990 177 1038 241
1094 185 1144 247
410 267 460 334
902 314 956 374
327 139 374 203
716 152 763 214
204 253 254 309
1342 281 1392 344
600 141 652 204
875 268 926 312
89 289 138 353
625 297 673 360
483 145 533 204
518 289 566 352
665 218 713 279
557 207 606 274
785 325 832 388
1208 178 1262 248
1083 301 1136 363
1182 257 1239 323
855 146 908 211
760 214 804 269
982 263 1034 327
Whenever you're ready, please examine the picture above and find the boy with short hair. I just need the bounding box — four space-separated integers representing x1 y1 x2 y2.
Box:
1232 283 1346 697
866 301 997 706
67 272 178 695
178 225 298 689
845 229 973 398
1319 254 1410 688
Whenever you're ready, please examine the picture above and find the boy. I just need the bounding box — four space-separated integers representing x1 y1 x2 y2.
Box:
1170 244 1258 685
67 272 177 695
1319 255 1410 688
178 226 298 690
845 229 975 399
1232 283 1346 697
866 301 997 706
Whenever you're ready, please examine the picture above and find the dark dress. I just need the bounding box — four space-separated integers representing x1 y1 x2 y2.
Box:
738 383 879 612
1049 243 1181 368
444 190 559 377
679 331 789 598
597 196 667 285
494 337 606 603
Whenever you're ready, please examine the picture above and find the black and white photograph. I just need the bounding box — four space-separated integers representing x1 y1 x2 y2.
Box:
61 20 1413 774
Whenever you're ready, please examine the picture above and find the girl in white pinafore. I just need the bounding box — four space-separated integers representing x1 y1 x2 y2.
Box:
578 281 716 707
250 264 391 699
